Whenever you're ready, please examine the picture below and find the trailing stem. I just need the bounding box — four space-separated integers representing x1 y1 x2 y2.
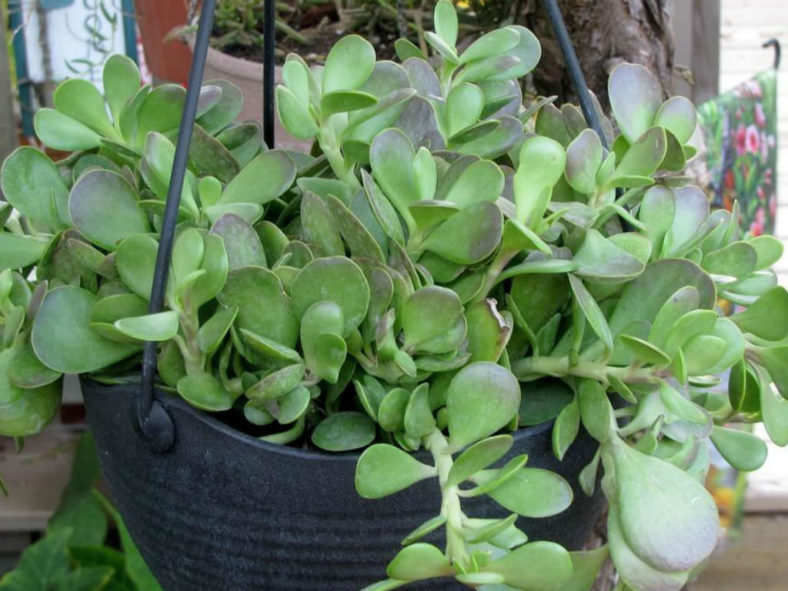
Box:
425 428 468 568
512 355 667 384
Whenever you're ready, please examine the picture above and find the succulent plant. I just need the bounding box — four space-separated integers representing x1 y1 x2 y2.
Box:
1 1 787 589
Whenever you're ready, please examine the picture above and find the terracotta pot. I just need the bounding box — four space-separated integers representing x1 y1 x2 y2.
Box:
134 0 192 84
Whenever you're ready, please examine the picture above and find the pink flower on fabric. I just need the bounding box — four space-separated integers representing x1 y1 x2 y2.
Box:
745 125 760 154
761 131 769 160
755 103 767 127
736 124 747 156
757 186 766 202
769 194 778 218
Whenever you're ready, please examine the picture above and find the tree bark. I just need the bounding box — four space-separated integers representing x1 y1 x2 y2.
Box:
523 0 675 106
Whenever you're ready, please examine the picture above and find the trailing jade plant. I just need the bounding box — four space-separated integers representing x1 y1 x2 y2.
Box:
1 1 787 589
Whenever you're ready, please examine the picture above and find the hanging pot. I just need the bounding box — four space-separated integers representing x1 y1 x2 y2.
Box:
83 378 605 591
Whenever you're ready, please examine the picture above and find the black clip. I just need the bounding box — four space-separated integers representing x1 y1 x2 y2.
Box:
763 39 781 70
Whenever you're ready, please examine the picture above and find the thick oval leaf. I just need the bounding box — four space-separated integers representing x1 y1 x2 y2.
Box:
356 443 436 498
69 170 150 250
114 311 179 342
732 287 788 341
569 274 613 350
422 201 502 265
323 35 376 93
609 63 662 144
0 234 49 271
488 467 573 518
448 435 513 487
103 54 141 122
654 96 696 145
386 543 452 581
291 257 370 335
710 426 767 472
433 0 458 46
443 159 504 208
606 437 719 572
311 411 376 451
210 213 266 269
483 541 573 590
565 129 603 194
177 372 233 412
1 147 69 229
220 151 296 205
32 286 139 373
218 267 298 348
0 346 61 438
574 229 645 282
276 86 319 139
53 78 116 137
34 108 102 151
322 90 378 117
402 286 466 354
447 362 520 449
115 234 158 299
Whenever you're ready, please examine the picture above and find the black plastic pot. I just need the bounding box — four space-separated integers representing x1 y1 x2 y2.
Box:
83 378 606 591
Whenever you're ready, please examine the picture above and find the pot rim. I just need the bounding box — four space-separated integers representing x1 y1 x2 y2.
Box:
81 377 555 464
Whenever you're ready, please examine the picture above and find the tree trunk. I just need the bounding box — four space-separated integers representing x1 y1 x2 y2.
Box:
523 0 675 105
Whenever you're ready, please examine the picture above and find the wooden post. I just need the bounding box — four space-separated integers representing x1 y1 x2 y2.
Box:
691 0 721 103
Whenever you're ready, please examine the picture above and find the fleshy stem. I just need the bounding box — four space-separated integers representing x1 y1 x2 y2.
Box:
317 125 362 191
425 428 468 568
175 299 205 375
512 355 668 384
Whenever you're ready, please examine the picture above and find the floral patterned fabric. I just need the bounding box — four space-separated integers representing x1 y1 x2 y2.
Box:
697 69 778 236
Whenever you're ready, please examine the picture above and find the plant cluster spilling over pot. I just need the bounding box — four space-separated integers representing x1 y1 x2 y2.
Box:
1 1 787 589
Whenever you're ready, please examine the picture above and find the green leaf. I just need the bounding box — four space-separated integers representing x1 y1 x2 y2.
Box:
654 96 696 144
404 384 435 439
759 345 788 399
447 362 521 449
356 443 436 498
197 306 238 354
519 379 573 426
425 31 459 63
300 301 346 384
95 492 162 591
115 234 158 300
422 201 503 265
300 191 344 257
613 127 667 180
465 299 513 363
443 159 504 208
0 528 71 590
710 426 767 472
661 186 709 257
220 150 296 205
607 509 689 591
565 129 603 194
53 78 116 137
488 467 573 518
647 286 700 349
114 311 179 342
448 435 513 487
312 411 376 451
569 274 613 350
370 128 419 213
322 90 378 117
276 86 319 139
749 235 784 270
604 436 719 572
574 229 645 282
563 546 610 591
327 194 385 262
702 241 758 279
608 63 662 144
135 84 185 143
732 287 788 341
446 83 484 136
578 379 614 442
323 35 376 93
0 234 49 271
460 28 520 65
103 54 141 122
377 388 411 432
34 108 102 151
53 567 114 591
387 543 452 581
8 340 62 389
514 136 566 226
402 286 466 354
552 396 579 461
69 170 150 250
218 267 299 349
1 147 69 229
291 257 370 336
402 515 447 546
757 365 788 446
177 372 233 411
32 286 139 373
433 0 458 47
246 364 305 401
210 213 266 270
618 335 670 366
483 541 573 590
